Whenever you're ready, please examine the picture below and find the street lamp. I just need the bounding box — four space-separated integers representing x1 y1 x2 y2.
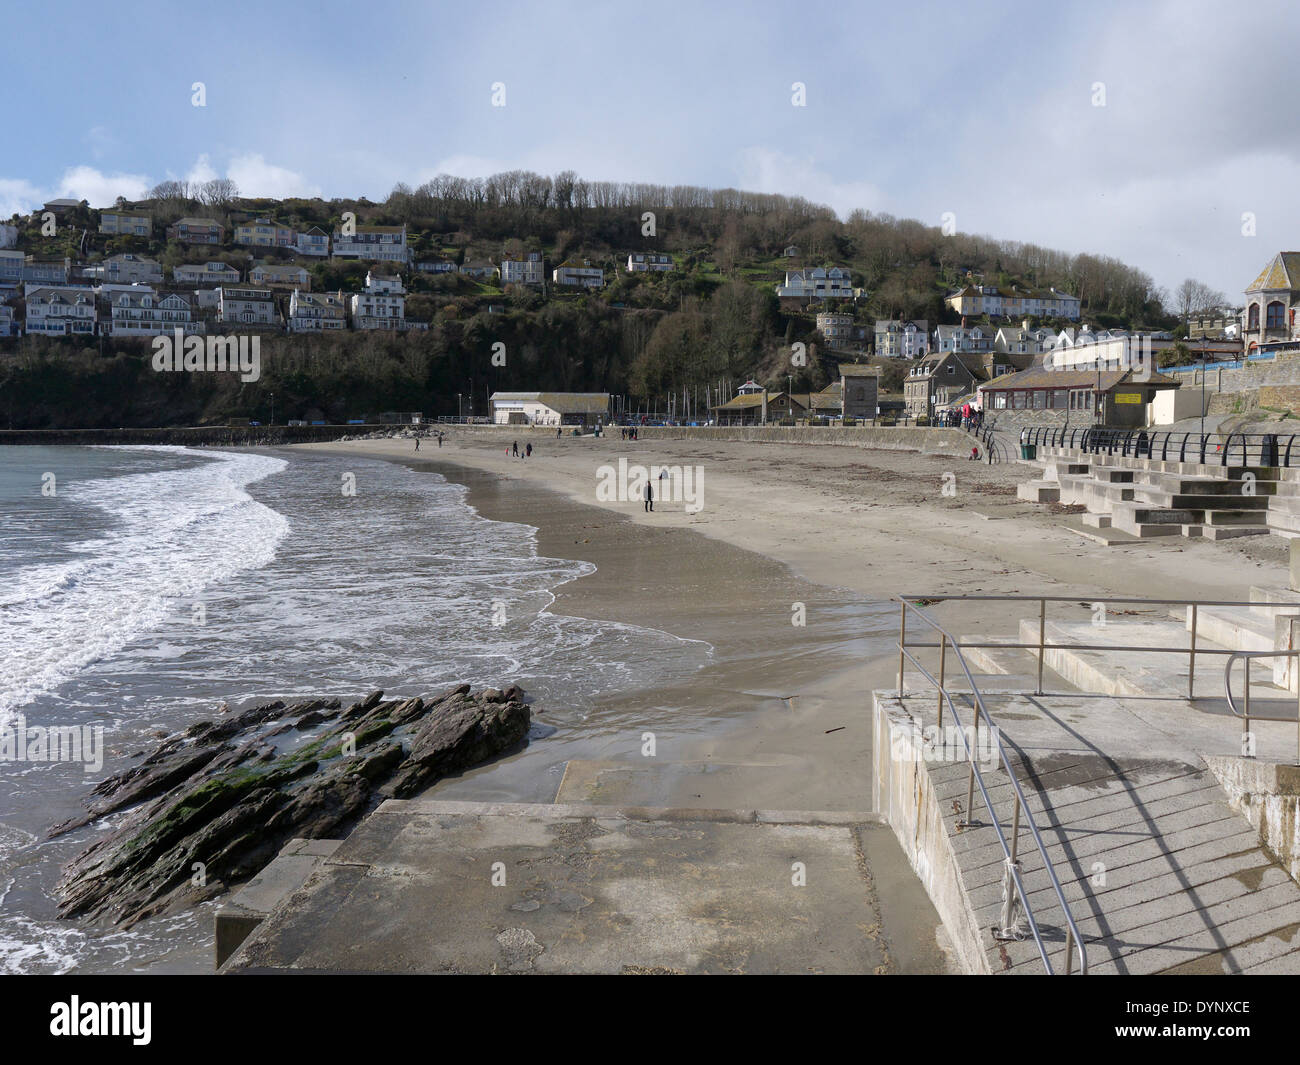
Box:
458 393 462 420
269 393 274 426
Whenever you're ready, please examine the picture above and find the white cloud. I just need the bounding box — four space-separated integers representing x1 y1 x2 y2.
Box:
55 166 150 208
0 178 43 219
735 147 884 218
227 153 321 199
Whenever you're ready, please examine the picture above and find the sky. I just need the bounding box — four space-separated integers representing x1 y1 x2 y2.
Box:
1 0 1294 302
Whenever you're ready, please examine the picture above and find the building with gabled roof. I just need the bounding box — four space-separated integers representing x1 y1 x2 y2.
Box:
1243 252 1300 351
489 392 611 426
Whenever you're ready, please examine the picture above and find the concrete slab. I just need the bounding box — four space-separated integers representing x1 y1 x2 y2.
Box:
222 800 894 974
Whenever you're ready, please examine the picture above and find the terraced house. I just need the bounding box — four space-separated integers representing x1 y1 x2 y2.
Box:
874 319 929 358
945 282 1081 320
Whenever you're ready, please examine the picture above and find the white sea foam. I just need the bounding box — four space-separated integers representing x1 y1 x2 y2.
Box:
0 448 289 721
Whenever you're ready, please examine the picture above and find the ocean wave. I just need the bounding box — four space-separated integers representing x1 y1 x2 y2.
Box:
0 448 289 721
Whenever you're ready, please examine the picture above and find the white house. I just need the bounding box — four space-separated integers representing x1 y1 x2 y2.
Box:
553 258 604 288
218 286 277 327
174 261 242 285
288 289 346 332
296 227 329 257
874 319 930 359
489 391 610 427
500 252 545 286
25 287 98 336
109 291 203 336
331 224 408 263
251 263 311 290
776 266 854 301
350 272 425 330
627 252 673 273
88 253 164 285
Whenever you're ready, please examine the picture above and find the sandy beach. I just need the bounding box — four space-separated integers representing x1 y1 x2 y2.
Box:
296 428 1291 973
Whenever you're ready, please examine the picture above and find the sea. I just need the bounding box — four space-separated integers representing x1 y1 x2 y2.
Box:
0 444 714 973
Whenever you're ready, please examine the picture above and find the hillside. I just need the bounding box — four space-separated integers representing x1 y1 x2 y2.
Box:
0 172 1176 428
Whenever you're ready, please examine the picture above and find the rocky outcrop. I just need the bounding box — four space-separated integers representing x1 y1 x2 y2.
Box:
51 685 529 928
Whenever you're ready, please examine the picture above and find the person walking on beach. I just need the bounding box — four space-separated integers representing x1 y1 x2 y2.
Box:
644 479 653 512
525 442 532 458
414 436 420 451
437 432 443 448
556 427 562 439
512 440 519 457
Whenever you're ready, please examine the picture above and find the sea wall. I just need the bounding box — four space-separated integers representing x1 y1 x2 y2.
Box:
872 691 990 975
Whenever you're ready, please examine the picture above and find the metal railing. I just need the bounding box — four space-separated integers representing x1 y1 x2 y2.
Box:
1224 649 1300 763
893 593 1300 972
1021 426 1298 468
895 596 1089 974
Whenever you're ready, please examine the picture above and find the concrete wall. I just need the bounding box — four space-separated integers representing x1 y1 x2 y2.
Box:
1205 757 1300 886
1151 387 1210 425
872 693 991 974
633 424 974 453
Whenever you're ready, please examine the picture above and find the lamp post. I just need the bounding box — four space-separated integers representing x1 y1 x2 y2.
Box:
269 393 274 426
458 393 462 421
1200 340 1207 443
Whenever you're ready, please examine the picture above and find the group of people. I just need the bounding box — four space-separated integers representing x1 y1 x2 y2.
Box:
936 404 984 431
412 431 444 451
620 427 640 441
509 440 533 458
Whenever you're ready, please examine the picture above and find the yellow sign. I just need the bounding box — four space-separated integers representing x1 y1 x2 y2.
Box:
1114 391 1141 404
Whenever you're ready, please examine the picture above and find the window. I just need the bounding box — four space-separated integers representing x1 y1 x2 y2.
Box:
1050 390 1068 409
1267 301 1286 330
1248 303 1260 330
1033 390 1046 409
1012 391 1026 409
993 393 1007 409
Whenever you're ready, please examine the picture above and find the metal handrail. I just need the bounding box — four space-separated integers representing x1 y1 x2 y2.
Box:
895 596 1089 974
1223 649 1300 763
1034 428 1297 469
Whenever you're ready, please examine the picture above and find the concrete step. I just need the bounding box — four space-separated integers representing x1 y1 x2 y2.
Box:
1081 512 1112 528
1136 488 1268 509
1181 605 1275 653
1017 480 1059 503
1204 508 1272 526
1096 468 1134 483
1202 525 1271 541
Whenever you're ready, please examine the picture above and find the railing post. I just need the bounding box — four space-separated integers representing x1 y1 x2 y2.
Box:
1036 598 1047 695
898 600 907 694
1243 669 1251 751
937 633 947 729
1188 604 1197 699
1009 792 1021 863
1065 927 1075 976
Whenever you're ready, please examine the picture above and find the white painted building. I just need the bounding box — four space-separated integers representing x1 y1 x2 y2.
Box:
553 258 604 288
288 289 346 332
109 291 203 336
350 272 425 330
331 224 408 263
98 211 152 237
776 266 854 301
218 286 277 327
489 391 610 426
500 252 545 286
296 226 329 257
251 263 311 290
24 286 98 336
88 253 164 285
174 261 242 285
627 252 673 272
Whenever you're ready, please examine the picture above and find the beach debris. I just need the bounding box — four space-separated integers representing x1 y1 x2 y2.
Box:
50 685 530 928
